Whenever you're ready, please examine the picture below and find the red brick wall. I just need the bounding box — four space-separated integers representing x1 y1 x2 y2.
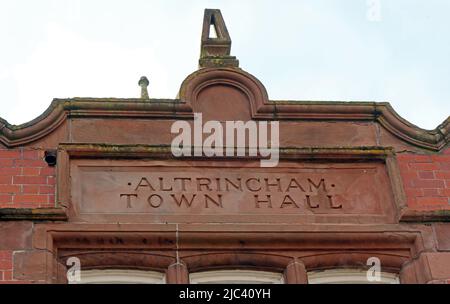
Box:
397 149 450 210
0 148 55 208
0 250 13 282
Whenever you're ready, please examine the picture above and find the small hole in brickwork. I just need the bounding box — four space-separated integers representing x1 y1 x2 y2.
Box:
44 150 57 166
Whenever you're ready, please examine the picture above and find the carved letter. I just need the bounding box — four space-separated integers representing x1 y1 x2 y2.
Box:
286 178 306 192
225 178 242 191
159 177 173 191
205 194 223 208
308 178 327 192
306 195 319 208
328 195 342 209
246 178 261 192
120 194 138 208
147 194 163 208
215 178 222 191
171 194 197 207
174 177 191 191
135 177 155 191
264 178 282 192
254 195 272 208
196 178 212 191
280 195 299 208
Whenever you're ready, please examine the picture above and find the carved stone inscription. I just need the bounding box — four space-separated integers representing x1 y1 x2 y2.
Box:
71 160 394 217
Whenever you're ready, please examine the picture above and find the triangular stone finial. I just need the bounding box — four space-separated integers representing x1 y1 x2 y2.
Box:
199 9 239 69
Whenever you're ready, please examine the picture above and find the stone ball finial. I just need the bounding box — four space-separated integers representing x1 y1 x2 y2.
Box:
138 76 149 87
138 76 149 99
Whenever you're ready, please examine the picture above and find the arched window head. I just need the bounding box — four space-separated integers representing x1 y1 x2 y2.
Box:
74 269 166 284
189 270 284 284
308 269 400 284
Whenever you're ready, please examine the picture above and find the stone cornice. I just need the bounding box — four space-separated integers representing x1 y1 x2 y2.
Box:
0 68 448 151
58 143 393 160
0 208 67 221
0 98 193 147
399 209 450 223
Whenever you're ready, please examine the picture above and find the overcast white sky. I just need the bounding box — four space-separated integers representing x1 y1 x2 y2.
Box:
0 0 449 129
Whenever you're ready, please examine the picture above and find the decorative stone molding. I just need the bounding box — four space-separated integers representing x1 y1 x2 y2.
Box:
399 209 450 222
0 67 448 150
189 270 284 284
0 208 67 221
75 269 166 284
307 268 400 284
31 223 429 283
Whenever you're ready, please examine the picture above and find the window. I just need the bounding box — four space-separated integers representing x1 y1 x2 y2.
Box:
189 270 284 284
75 269 166 284
308 269 399 284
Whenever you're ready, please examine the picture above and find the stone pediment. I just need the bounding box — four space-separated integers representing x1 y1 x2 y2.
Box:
0 7 448 151
0 64 448 151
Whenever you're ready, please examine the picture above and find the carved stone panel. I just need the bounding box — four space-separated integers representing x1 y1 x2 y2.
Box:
68 159 397 224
